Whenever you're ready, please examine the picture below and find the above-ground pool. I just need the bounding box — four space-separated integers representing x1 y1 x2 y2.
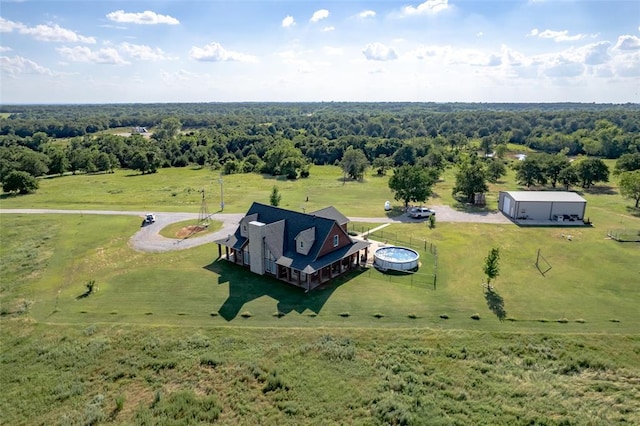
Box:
374 246 420 272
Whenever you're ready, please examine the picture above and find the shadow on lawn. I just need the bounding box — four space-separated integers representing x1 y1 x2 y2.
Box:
484 287 507 321
204 260 365 321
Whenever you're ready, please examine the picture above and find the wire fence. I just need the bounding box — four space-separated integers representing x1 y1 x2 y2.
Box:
607 229 640 242
358 264 436 290
348 224 438 289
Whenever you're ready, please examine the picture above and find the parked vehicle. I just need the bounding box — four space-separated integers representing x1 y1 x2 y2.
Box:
145 213 156 224
408 207 435 218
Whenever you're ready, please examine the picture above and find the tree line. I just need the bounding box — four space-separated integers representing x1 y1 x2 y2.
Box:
1 104 639 206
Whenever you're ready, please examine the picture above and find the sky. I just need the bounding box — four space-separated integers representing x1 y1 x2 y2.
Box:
1 0 639 104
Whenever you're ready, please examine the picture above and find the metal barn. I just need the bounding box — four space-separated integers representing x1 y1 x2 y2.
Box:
498 191 587 224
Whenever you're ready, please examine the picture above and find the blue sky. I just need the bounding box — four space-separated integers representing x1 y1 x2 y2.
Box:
1 0 639 103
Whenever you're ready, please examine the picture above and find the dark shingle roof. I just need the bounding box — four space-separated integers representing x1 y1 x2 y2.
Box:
216 202 369 273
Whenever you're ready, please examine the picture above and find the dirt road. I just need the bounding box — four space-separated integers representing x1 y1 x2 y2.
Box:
0 206 509 253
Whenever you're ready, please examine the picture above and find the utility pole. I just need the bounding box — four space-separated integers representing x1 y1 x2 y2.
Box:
219 173 224 211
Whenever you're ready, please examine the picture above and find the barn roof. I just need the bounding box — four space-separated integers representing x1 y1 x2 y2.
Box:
503 191 586 203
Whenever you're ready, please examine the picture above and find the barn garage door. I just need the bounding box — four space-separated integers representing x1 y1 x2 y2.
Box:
502 196 512 217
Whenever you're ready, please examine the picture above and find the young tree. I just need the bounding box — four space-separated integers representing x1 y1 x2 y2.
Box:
619 170 640 208
3 170 39 194
270 185 282 207
388 165 438 209
575 158 609 188
483 247 501 290
452 155 488 203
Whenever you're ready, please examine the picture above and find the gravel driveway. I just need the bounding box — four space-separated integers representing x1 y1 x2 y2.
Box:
1 206 509 253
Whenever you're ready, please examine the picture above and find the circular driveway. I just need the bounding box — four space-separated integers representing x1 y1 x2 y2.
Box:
0 206 509 253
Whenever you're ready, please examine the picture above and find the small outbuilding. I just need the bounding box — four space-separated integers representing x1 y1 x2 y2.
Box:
498 191 587 224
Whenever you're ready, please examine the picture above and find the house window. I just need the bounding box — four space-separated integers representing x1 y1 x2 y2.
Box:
243 249 250 265
264 246 276 274
300 241 304 249
333 235 339 247
242 224 247 233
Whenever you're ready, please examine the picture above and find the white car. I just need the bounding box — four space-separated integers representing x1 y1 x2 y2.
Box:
145 213 156 224
408 207 435 218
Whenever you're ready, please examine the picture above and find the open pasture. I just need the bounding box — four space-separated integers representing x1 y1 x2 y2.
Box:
1 162 639 425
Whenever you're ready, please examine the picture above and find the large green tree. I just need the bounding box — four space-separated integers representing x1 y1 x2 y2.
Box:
575 158 609 188
262 140 307 179
452 155 488 203
542 154 571 188
619 170 640 208
339 147 369 182
558 166 580 190
614 153 640 176
2 170 38 194
388 165 438 209
515 156 546 188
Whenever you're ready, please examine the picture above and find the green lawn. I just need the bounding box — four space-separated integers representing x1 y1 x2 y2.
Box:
2 163 639 424
0 166 397 216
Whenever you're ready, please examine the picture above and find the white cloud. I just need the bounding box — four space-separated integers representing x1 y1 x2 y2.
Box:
310 9 329 23
56 46 129 64
362 42 398 61
20 23 96 43
359 10 376 19
580 41 611 65
543 55 585 78
476 32 484 37
119 42 175 61
528 28 586 42
282 16 295 28
611 51 640 77
401 0 449 17
161 69 197 83
0 17 25 32
0 18 95 43
322 26 335 32
0 46 12 52
614 35 640 51
106 10 180 25
1 55 57 76
189 42 257 63
323 46 343 55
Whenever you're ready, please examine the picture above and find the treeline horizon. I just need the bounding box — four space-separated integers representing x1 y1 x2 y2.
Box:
1 102 639 196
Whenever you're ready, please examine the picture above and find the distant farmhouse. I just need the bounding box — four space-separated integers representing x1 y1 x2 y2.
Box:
498 191 587 224
215 203 370 291
131 126 148 134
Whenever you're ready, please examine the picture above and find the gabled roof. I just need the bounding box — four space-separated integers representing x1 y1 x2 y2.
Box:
311 206 349 226
216 202 368 273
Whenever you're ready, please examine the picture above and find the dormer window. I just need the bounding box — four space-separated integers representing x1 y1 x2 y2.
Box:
300 241 304 249
242 225 247 233
333 235 339 247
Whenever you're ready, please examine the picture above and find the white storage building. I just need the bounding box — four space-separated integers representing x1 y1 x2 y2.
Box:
498 191 587 223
